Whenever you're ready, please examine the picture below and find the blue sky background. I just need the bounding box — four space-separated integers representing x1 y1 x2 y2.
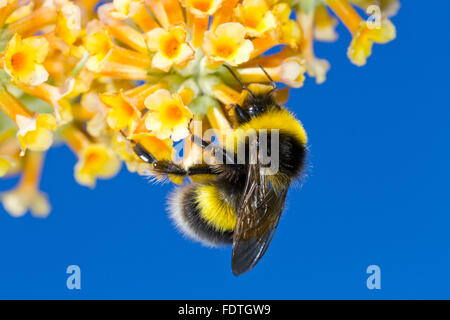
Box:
0 3 449 299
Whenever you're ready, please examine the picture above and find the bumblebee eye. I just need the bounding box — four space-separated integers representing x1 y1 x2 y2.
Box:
234 104 251 124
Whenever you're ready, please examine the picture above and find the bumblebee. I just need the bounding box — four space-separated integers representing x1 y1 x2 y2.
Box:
129 66 307 276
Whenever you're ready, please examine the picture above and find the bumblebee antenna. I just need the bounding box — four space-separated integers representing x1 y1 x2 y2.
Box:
257 64 277 91
223 64 256 98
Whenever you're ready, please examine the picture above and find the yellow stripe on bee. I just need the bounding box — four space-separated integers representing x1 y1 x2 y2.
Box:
225 108 308 151
195 185 237 232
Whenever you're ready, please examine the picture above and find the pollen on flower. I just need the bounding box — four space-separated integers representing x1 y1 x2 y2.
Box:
0 0 399 217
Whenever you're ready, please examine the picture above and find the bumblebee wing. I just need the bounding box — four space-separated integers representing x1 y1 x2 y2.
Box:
231 163 289 276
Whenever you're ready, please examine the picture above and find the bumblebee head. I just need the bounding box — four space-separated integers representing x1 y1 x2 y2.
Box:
224 65 307 178
238 83 280 118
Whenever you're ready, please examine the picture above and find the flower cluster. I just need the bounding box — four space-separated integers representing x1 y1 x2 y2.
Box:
0 0 399 217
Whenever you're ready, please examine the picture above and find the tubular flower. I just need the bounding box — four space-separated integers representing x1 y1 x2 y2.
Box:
327 0 396 66
347 18 396 66
144 89 193 141
100 91 141 131
3 33 49 86
203 22 254 66
5 1 34 24
111 0 143 19
0 0 399 217
272 3 302 48
0 87 56 153
1 151 50 218
146 26 195 72
56 0 82 46
62 125 121 187
84 29 114 72
313 5 338 41
182 0 223 16
234 0 277 37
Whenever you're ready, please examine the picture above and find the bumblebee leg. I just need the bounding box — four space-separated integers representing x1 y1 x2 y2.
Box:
187 164 218 176
132 139 219 177
132 141 187 176
191 135 236 164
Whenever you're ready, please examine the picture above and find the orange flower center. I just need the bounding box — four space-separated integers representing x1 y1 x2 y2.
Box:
98 38 112 57
215 41 235 58
191 0 212 12
148 136 169 152
11 51 27 72
120 101 135 117
86 152 101 164
162 35 181 58
162 103 183 125
243 12 262 29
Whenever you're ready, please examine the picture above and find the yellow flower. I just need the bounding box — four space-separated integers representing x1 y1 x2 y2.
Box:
146 26 195 72
80 91 108 137
236 56 306 88
144 89 193 141
348 19 396 66
75 143 122 187
327 0 396 66
2 185 51 217
0 87 56 154
111 0 142 19
5 1 34 24
3 33 49 86
15 78 75 125
314 5 338 42
234 0 277 37
182 0 223 16
100 90 141 131
62 125 121 187
1 151 50 218
84 30 114 72
16 113 57 154
272 3 302 48
55 1 82 45
203 22 254 66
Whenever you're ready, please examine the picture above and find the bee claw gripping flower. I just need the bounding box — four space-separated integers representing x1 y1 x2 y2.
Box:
0 0 398 217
